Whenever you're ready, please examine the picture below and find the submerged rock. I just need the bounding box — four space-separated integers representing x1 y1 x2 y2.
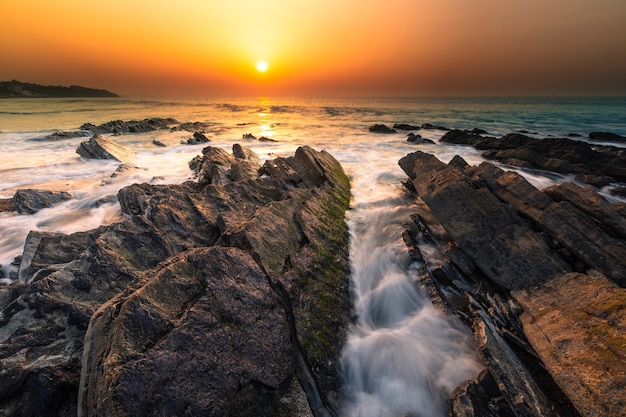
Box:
393 123 420 130
368 124 397 134
76 135 136 163
0 145 351 417
13 189 74 214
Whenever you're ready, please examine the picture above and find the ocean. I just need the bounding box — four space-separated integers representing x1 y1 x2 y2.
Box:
1 96 625 416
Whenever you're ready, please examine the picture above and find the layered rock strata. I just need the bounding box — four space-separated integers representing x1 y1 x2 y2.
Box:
399 150 626 417
0 145 351 417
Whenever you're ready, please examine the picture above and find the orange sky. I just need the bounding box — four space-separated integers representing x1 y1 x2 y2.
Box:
2 0 626 97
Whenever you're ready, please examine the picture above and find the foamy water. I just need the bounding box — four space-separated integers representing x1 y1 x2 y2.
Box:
1 97 625 416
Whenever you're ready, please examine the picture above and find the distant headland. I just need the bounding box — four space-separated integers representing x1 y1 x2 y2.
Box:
0 80 118 98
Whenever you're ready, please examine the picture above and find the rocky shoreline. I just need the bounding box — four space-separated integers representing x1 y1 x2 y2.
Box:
1 118 625 416
398 131 626 416
0 145 351 417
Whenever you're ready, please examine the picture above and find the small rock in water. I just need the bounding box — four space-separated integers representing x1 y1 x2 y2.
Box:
259 136 277 142
242 133 257 140
152 139 166 147
184 131 210 145
406 132 435 144
393 123 420 131
13 189 74 215
369 124 397 134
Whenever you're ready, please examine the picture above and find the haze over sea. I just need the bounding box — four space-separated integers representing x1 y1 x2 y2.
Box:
1 96 625 416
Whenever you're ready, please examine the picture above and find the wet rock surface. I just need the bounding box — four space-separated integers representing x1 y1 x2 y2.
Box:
12 189 74 215
440 129 626 184
398 149 626 417
76 135 136 163
80 117 179 135
0 145 351 417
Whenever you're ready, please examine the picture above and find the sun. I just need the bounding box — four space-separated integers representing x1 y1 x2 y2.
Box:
256 61 269 72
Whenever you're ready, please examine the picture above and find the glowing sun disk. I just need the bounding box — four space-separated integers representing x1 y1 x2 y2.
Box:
256 61 269 72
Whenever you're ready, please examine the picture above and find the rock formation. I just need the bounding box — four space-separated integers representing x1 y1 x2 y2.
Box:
368 124 397 134
13 189 74 214
399 150 626 417
0 145 351 417
80 118 179 135
440 129 626 186
76 135 136 163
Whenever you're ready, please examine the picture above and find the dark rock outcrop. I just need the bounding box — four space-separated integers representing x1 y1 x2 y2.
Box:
441 129 626 184
589 131 626 143
368 124 397 134
399 151 569 290
80 118 179 135
407 132 435 144
0 145 351 417
13 189 74 215
170 121 212 132
184 131 210 145
76 135 136 162
393 123 420 131
398 150 626 417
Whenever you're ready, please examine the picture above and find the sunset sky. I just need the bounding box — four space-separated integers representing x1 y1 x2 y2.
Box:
2 0 626 97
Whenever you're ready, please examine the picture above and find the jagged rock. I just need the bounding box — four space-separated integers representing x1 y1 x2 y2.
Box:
80 118 178 135
407 132 435 144
393 123 420 130
399 151 569 290
512 271 626 417
13 189 74 215
170 121 212 132
421 123 450 130
399 148 626 417
80 247 293 417
243 133 257 140
184 131 210 145
76 135 136 163
467 163 626 286
368 124 397 134
152 139 166 147
259 136 278 142
441 130 626 182
537 201 626 286
589 131 626 143
574 174 611 188
448 155 469 170
0 146 351 417
543 181 626 240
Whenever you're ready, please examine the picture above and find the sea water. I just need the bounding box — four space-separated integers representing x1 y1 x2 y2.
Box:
1 96 625 416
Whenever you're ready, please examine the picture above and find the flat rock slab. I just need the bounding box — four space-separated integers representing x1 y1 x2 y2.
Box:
512 271 626 417
76 135 136 163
